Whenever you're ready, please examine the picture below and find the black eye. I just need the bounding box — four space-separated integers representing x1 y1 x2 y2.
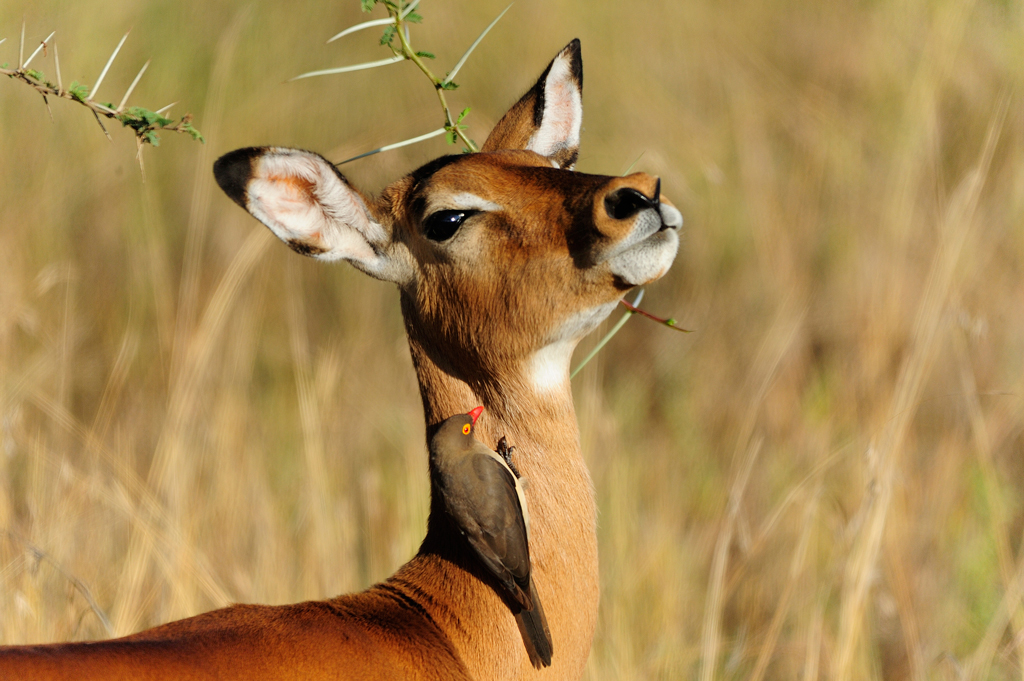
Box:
423 210 476 242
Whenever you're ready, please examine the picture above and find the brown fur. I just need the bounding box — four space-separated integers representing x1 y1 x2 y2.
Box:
0 40 678 681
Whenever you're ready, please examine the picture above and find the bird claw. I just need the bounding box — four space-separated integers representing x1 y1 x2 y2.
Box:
496 436 521 477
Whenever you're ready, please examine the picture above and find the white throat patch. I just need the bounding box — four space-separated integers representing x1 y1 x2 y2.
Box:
527 300 620 394
529 340 574 394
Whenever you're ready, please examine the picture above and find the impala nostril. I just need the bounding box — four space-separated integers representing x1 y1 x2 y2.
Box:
604 187 656 221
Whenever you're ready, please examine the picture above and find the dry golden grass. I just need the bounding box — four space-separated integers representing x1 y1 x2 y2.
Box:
2 0 1023 679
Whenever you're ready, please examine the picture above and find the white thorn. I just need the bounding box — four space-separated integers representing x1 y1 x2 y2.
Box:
400 0 422 18
326 17 392 44
290 55 403 81
336 127 446 165
443 4 512 85
117 59 149 111
154 102 177 115
54 42 63 91
22 30 55 68
92 110 112 141
90 31 129 101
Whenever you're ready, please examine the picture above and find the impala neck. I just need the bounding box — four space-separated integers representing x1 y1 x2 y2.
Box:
404 331 594 515
401 310 600 678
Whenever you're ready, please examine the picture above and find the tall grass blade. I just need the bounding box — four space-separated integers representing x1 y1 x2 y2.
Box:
699 302 804 681
622 151 646 176
570 289 644 379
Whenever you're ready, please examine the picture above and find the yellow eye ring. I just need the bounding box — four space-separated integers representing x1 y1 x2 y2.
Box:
462 424 471 435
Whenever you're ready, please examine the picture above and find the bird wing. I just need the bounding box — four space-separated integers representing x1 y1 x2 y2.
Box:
452 449 534 611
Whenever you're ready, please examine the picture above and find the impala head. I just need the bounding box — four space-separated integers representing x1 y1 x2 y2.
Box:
214 39 682 395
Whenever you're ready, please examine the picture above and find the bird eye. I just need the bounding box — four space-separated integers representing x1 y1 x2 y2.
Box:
462 424 471 435
423 210 476 242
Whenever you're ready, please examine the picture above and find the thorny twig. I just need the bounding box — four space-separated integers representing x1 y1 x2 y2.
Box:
296 0 512 157
2 25 204 172
618 295 691 333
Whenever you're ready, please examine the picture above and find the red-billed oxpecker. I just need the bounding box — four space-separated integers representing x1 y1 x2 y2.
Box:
429 406 553 668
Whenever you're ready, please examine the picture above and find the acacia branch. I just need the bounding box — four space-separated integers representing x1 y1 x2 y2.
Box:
390 4 477 151
2 29 203 153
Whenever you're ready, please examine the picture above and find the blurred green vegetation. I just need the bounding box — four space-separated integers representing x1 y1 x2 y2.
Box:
1 0 1023 679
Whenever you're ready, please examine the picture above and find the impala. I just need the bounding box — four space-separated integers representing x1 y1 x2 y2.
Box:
0 39 682 680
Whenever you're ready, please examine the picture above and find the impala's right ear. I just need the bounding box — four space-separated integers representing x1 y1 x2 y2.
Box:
214 147 413 284
481 39 583 169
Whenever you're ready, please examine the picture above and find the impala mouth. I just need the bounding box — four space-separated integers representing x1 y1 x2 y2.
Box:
658 203 684 231
604 203 682 286
601 202 682 261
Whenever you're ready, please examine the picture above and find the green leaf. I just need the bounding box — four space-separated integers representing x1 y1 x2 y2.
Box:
360 0 377 12
68 82 90 101
405 12 423 23
456 107 470 124
25 69 44 81
440 80 459 90
125 107 173 127
114 105 181 144
415 51 435 59
379 24 396 46
180 119 205 143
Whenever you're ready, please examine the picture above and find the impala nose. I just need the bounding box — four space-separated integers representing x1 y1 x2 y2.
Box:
593 173 680 244
604 179 661 221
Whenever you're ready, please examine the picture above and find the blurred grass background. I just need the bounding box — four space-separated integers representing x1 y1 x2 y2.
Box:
1 0 1023 679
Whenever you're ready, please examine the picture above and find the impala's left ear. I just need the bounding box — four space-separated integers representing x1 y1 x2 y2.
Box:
481 39 583 169
213 147 416 285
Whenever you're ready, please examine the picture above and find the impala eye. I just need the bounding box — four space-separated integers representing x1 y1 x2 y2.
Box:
423 210 476 242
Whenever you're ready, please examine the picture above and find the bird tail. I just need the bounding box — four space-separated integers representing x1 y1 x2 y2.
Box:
515 577 553 668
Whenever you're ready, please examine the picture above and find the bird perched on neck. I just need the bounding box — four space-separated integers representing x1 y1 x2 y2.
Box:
429 406 553 669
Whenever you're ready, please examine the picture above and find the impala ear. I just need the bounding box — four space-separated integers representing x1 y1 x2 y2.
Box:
481 39 583 169
214 147 414 285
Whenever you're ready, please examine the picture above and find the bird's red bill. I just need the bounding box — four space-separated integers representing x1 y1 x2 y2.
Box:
468 405 484 424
